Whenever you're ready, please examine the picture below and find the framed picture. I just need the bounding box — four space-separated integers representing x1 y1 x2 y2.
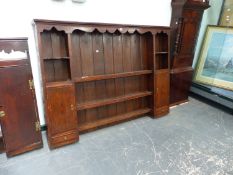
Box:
219 0 233 26
193 25 233 91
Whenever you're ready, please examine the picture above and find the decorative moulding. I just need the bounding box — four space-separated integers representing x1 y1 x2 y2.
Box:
0 50 27 61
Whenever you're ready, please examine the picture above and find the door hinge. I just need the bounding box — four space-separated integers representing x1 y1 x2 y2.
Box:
35 121 41 132
0 111 6 118
29 79 34 90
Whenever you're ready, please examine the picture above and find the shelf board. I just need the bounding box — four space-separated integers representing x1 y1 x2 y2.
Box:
155 69 169 74
155 52 168 55
79 108 151 132
77 91 152 111
74 70 152 83
46 81 72 88
43 57 70 60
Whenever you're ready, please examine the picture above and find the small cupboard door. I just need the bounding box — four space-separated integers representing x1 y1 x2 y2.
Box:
155 71 170 117
0 64 42 157
46 83 78 148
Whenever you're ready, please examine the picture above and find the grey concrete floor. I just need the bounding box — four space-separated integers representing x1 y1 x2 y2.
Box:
0 97 233 175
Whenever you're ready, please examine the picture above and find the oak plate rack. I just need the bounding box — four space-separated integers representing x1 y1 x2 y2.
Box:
34 19 170 149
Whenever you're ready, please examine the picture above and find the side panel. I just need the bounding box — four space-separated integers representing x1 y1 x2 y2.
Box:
0 65 42 157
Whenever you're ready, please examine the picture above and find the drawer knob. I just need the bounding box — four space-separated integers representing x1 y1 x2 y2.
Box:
0 111 6 118
64 136 67 140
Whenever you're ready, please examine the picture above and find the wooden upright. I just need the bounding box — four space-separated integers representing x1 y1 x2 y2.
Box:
170 0 210 106
34 20 170 149
0 38 43 157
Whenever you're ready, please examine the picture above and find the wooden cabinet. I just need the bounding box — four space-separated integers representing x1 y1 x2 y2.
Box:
154 71 170 116
46 83 78 148
34 20 170 148
170 0 210 106
152 32 170 117
0 38 42 157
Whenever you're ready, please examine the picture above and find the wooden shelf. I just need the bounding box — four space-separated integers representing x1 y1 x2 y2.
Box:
79 108 151 132
43 57 70 60
155 52 168 55
155 69 169 74
74 70 152 83
77 91 152 111
46 81 72 88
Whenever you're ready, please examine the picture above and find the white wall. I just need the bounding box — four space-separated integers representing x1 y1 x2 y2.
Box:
0 0 172 125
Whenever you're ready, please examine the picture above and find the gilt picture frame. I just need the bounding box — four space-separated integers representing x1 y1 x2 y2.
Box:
193 25 233 91
219 0 233 26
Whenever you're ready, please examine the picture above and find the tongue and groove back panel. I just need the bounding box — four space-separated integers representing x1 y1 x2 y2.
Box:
34 20 170 148
71 31 152 127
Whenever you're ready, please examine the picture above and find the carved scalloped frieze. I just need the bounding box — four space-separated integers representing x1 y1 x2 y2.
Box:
0 50 27 61
37 24 169 35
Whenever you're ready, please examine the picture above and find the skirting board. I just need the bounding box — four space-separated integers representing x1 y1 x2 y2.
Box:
190 84 233 110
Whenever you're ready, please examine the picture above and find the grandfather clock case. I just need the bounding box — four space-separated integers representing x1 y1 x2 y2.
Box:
170 0 210 106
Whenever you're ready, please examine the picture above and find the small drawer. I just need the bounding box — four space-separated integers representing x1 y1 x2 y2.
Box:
50 130 78 145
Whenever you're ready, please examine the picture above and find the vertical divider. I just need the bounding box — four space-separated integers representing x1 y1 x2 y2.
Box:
140 35 147 108
68 32 76 79
67 33 79 134
150 33 157 117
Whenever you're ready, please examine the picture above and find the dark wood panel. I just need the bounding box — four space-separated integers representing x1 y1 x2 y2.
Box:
46 85 77 135
131 34 141 109
92 31 108 120
46 84 78 148
103 33 117 117
41 32 53 58
54 59 71 81
51 31 68 58
155 71 170 117
140 35 150 107
170 69 193 106
44 59 71 82
79 32 97 122
69 32 86 124
0 136 4 153
0 65 42 156
44 59 55 82
51 32 61 58
70 31 83 78
122 34 134 112
113 33 126 114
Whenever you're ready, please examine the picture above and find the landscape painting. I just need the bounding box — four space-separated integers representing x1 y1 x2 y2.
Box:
194 26 233 91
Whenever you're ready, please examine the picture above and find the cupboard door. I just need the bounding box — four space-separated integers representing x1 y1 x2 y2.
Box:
155 71 170 117
0 65 42 157
46 84 78 148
